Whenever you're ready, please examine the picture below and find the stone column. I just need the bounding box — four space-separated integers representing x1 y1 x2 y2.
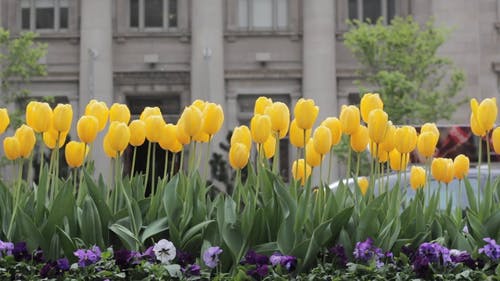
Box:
190 0 226 187
79 0 113 180
303 0 337 184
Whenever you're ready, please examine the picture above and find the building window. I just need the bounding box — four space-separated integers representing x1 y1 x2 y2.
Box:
129 0 178 31
348 0 396 24
238 0 288 31
21 0 69 31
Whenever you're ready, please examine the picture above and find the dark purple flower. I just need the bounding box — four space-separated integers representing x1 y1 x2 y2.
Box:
203 246 223 268
12 242 30 261
39 263 53 278
32 248 45 263
57 258 70 271
244 250 269 265
478 238 500 261
417 242 451 265
39 258 69 278
450 250 475 269
247 264 269 279
353 238 384 266
177 250 195 267
141 246 156 262
413 254 431 278
329 245 348 268
182 264 201 277
0 240 14 256
269 253 297 272
114 249 132 268
74 246 102 267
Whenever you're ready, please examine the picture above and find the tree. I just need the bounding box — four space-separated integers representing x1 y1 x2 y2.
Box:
343 17 465 124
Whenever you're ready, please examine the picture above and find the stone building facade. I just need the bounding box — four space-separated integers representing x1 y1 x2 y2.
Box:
0 0 499 182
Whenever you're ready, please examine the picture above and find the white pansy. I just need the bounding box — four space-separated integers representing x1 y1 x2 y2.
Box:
153 239 176 264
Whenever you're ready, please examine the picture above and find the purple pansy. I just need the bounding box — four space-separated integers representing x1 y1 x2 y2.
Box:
182 264 201 277
247 264 269 279
329 245 348 268
13 242 30 261
478 238 500 261
74 245 102 267
244 250 269 266
0 240 14 257
39 258 70 278
203 246 223 268
270 253 297 272
353 238 384 267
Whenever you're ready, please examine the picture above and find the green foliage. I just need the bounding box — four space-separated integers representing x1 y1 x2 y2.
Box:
343 17 465 124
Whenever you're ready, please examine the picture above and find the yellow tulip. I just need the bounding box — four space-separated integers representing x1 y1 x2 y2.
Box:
477 98 497 132
53 104 73 132
265 102 290 138
251 114 271 144
14 124 36 158
263 135 276 159
306 138 322 167
350 125 369 153
175 121 190 145
321 117 342 146
169 126 184 153
0 108 10 134
43 128 67 149
109 103 131 124
192 99 206 112
3 137 21 161
65 141 87 168
145 115 165 143
229 143 249 170
313 125 332 155
85 99 109 131
389 149 409 171
431 157 454 183
294 98 319 130
140 106 162 121
291 158 312 185
107 121 130 152
77 115 99 144
379 122 395 153
193 130 210 143
202 103 224 136
289 119 311 148
254 96 273 115
493 127 500 154
377 148 388 163
394 126 417 154
231 126 252 151
360 93 383 123
129 120 146 147
417 131 439 158
453 154 469 180
26 102 53 133
410 166 426 191
367 109 388 144
470 98 479 116
103 134 118 158
420 123 439 138
179 106 203 137
470 113 487 137
358 177 369 196
159 124 178 152
442 159 454 184
339 105 360 135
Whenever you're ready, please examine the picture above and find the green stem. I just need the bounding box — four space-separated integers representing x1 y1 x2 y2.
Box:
151 142 157 195
203 138 212 185
144 141 152 190
27 152 34 186
272 132 280 174
179 149 185 175
477 137 482 209
131 146 137 178
327 149 333 184
346 138 352 181
38 143 44 184
355 152 360 180
303 129 307 183
170 153 177 179
486 131 491 182
163 150 169 180
7 159 24 240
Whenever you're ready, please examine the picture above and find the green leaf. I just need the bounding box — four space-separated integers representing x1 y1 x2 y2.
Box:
181 220 215 249
140 217 169 243
109 223 141 250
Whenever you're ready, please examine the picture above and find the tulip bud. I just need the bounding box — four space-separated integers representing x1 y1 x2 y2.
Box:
15 124 36 158
431 157 454 184
265 102 290 138
169 125 184 153
140 106 162 121
453 154 469 180
358 177 369 196
312 125 332 155
192 99 206 112
410 166 426 190
3 137 21 160
77 115 99 144
129 120 146 147
294 98 319 130
389 149 409 171
65 141 87 168
321 117 342 147
339 105 360 135
306 138 322 167
158 123 174 151
145 115 165 143
394 126 417 154
202 103 224 136
26 102 53 133
25 101 37 129
231 125 252 151
417 131 439 158
493 127 500 154
470 113 487 137
367 109 388 144
442 159 454 184
108 121 130 152
193 130 210 143
377 148 388 163
470 98 479 116
103 134 118 158
0 108 10 134
292 158 312 185
477 98 497 132
251 114 271 144
43 128 67 149
263 135 276 159
350 125 369 153
229 143 249 170
289 119 311 148
53 104 73 132
175 121 190 145
360 93 383 123
85 99 109 131
109 103 131 124
254 96 273 115
379 122 395 153
179 106 203 137
420 123 439 138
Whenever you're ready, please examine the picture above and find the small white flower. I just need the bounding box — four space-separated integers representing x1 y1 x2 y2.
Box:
153 239 176 264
